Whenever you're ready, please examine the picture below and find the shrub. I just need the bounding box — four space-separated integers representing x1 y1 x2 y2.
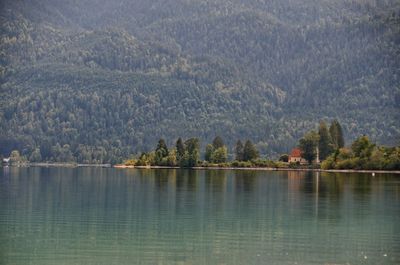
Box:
279 154 289 162
335 158 359 169
288 162 301 169
321 156 335 169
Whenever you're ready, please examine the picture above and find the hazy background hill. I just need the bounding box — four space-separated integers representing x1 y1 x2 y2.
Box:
0 0 399 163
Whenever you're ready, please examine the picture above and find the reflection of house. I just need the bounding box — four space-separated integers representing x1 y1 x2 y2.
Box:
2 157 10 166
287 171 306 191
288 148 307 164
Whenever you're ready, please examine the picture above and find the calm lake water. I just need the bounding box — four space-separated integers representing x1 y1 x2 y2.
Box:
0 167 399 265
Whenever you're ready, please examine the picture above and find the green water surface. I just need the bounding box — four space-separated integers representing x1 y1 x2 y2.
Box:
0 167 399 264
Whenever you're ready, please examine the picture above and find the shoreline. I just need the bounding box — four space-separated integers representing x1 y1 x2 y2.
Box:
3 163 399 174
114 165 400 174
25 162 112 168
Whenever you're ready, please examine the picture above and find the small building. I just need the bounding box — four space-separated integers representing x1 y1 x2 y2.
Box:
288 148 307 164
2 157 10 166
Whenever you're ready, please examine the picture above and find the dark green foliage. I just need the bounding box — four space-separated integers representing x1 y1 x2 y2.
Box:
212 136 224 149
279 154 289 162
29 148 42 162
211 147 228 164
231 160 253 168
183 138 200 167
156 139 169 156
51 144 75 162
0 0 399 163
351 135 374 158
299 131 319 164
176 138 185 162
155 138 169 164
205 144 214 162
243 140 259 161
235 140 244 161
205 136 228 163
321 135 400 170
329 120 345 149
136 152 155 166
318 121 333 161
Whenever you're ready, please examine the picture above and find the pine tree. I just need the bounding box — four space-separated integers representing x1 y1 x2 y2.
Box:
156 138 169 157
205 144 214 162
243 140 259 161
184 138 200 167
318 121 333 161
212 136 224 149
176 138 185 161
235 140 244 161
329 119 345 149
336 121 345 148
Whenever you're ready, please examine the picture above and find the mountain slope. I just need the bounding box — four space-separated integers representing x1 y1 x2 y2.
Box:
0 0 399 162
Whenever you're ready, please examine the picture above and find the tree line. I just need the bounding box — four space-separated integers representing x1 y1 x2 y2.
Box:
126 136 262 168
296 119 400 170
296 119 345 164
321 136 400 170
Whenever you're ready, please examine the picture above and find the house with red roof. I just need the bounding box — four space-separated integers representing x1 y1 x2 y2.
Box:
288 148 307 164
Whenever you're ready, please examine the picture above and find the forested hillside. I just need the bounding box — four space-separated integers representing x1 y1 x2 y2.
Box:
0 0 399 163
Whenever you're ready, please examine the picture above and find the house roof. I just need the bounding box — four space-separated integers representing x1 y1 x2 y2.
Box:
290 148 302 158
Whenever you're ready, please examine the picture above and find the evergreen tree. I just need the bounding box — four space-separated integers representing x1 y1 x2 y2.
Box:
179 151 190 167
318 121 333 161
243 140 259 161
176 138 185 161
330 119 345 149
155 138 169 165
235 140 244 161
156 138 169 157
336 122 345 148
212 136 224 149
205 144 214 162
184 138 200 167
299 131 319 164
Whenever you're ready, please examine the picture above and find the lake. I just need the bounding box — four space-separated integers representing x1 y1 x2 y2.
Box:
0 167 399 265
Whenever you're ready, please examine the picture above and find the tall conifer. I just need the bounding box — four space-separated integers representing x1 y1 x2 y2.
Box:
329 120 345 149
318 121 333 160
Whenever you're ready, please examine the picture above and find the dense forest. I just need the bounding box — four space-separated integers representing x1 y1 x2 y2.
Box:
0 0 399 163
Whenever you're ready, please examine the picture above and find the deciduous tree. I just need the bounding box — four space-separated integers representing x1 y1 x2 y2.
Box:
299 131 319 164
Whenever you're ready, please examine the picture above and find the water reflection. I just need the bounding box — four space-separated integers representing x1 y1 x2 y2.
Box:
0 168 399 265
235 170 257 193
